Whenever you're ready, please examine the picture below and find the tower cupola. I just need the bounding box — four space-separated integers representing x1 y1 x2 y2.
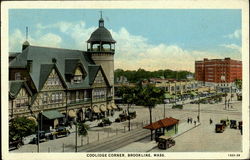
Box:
87 12 116 52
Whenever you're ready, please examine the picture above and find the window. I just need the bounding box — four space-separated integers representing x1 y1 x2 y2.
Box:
43 94 48 104
73 75 82 83
15 99 21 107
15 72 21 80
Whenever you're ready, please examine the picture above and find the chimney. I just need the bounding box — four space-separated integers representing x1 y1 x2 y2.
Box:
27 60 33 73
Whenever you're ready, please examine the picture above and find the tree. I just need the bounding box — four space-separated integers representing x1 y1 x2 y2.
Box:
136 84 165 140
9 117 37 140
121 86 136 131
234 79 242 90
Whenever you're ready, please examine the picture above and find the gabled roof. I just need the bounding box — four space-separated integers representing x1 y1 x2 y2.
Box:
143 117 179 130
9 80 33 99
9 45 99 91
88 65 110 87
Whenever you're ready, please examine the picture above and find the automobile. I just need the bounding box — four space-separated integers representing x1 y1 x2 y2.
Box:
215 123 225 133
220 119 230 127
230 120 237 129
23 134 36 144
32 131 49 144
98 118 112 127
50 127 70 139
9 138 23 150
128 111 136 120
115 113 128 122
157 136 175 149
172 104 183 109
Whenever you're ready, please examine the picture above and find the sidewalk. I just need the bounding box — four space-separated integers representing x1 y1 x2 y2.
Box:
113 121 201 152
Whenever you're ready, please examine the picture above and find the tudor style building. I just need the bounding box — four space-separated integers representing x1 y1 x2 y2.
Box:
9 17 117 130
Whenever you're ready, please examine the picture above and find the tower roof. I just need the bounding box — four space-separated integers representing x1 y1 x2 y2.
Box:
87 16 116 44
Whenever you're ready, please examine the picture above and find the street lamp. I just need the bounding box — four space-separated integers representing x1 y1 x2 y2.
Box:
37 111 43 153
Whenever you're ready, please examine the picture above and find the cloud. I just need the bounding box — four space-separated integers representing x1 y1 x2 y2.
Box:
10 21 242 72
9 29 62 50
225 29 241 39
220 43 241 52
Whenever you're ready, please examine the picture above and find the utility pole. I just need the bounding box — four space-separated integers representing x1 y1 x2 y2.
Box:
198 93 200 122
75 122 77 152
164 102 166 118
37 117 39 153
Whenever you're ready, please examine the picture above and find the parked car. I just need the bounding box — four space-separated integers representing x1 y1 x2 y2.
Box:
9 138 23 150
98 118 112 127
32 131 49 144
128 111 136 120
220 119 230 127
215 123 225 133
230 120 237 129
50 127 70 139
172 104 183 109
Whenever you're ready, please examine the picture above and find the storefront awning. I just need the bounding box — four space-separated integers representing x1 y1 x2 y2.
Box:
107 105 112 110
92 106 101 113
27 116 37 123
68 110 76 118
42 110 64 120
190 92 197 96
100 105 107 112
60 110 67 114
112 104 118 109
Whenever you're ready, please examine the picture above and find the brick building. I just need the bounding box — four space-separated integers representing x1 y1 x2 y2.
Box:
195 58 242 91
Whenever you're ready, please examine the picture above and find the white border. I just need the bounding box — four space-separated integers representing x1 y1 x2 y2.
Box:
1 0 249 160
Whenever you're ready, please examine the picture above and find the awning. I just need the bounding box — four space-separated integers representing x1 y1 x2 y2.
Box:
27 116 37 123
112 104 118 109
107 105 113 110
42 110 64 120
164 93 173 99
190 92 197 96
60 111 66 114
68 110 76 118
92 106 101 113
100 105 107 112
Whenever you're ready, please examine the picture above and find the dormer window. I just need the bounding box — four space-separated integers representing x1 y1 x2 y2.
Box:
15 72 21 80
73 75 82 83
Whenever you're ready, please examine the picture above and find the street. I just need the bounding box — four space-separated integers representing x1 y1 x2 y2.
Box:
10 96 242 152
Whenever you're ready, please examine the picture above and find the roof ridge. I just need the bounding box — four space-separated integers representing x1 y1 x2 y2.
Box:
29 45 85 52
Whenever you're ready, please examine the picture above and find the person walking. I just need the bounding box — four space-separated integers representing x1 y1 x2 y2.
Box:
209 118 213 124
190 118 193 123
197 115 200 123
194 121 196 126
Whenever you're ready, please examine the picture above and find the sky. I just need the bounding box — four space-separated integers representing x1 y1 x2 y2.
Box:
9 9 242 72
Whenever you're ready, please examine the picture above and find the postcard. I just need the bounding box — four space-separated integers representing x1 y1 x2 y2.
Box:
1 0 249 160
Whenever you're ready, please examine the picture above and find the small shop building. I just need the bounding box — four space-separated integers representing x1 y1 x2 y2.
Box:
143 117 179 141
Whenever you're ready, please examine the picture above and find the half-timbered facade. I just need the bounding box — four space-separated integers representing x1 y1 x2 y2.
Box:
9 17 117 129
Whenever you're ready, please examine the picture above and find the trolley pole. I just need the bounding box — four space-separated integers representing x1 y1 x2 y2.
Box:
75 122 77 152
198 94 200 121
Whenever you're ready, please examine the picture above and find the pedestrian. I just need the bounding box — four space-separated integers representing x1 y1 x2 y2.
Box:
187 117 189 123
209 118 213 124
194 121 196 126
190 118 193 123
197 115 200 122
